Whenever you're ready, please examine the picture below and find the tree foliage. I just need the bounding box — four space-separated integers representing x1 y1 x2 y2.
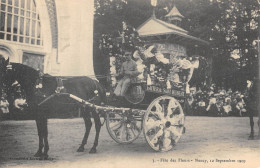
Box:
93 0 259 90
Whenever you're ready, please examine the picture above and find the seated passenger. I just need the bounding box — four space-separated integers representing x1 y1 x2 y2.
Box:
114 51 140 96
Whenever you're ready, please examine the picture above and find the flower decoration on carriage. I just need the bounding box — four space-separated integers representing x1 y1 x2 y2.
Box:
155 51 169 64
133 50 146 81
143 45 155 58
137 45 174 86
99 34 122 58
99 21 205 90
99 33 123 86
120 21 143 48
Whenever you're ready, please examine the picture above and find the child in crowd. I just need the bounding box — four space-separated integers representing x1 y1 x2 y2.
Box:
206 96 219 117
223 97 232 116
0 96 9 120
235 97 246 116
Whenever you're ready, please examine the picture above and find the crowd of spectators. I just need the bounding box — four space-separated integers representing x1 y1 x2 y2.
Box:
0 79 255 120
186 84 249 117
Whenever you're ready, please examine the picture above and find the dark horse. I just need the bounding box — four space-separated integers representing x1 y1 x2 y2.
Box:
0 59 106 158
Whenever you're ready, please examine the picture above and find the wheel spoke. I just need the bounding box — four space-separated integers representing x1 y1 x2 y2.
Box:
130 127 137 137
113 123 123 137
125 127 131 141
150 110 164 120
145 119 162 132
149 128 163 144
167 126 181 137
154 102 162 112
147 111 161 120
162 137 172 150
109 121 123 130
119 123 126 141
167 99 178 113
161 102 167 117
166 114 184 126
131 121 141 133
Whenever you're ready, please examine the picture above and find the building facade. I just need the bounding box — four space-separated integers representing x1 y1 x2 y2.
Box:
0 0 95 76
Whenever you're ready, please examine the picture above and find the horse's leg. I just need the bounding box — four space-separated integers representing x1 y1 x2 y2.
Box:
77 107 92 152
34 119 44 157
42 117 49 159
34 105 49 159
89 111 101 154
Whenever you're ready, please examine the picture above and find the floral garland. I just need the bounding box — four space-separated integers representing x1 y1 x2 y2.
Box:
99 22 207 89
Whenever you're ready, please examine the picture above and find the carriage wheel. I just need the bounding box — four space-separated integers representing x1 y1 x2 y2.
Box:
143 95 185 152
106 109 143 144
124 84 145 104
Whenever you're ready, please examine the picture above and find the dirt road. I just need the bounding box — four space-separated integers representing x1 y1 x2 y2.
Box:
0 116 259 168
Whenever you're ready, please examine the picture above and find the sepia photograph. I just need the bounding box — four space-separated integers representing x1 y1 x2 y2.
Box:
0 0 259 168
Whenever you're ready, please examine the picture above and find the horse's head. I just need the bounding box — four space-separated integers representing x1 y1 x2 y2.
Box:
0 61 42 102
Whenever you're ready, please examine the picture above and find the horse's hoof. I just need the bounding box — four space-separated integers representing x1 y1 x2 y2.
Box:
77 146 84 152
89 148 97 154
34 151 42 157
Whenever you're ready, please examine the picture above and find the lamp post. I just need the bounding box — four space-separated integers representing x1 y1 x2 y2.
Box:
151 0 157 18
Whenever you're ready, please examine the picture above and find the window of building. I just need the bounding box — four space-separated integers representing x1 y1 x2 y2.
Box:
22 52 44 71
0 0 42 46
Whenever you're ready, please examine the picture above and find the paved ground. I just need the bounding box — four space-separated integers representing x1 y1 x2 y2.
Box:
0 116 259 168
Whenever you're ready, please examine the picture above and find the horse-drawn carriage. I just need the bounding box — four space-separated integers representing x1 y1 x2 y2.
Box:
105 81 186 152
49 75 187 152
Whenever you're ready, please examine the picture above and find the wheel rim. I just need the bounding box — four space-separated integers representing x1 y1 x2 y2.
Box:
106 110 143 144
143 96 185 152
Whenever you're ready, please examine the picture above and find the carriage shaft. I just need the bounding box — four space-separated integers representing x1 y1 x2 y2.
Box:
38 93 146 114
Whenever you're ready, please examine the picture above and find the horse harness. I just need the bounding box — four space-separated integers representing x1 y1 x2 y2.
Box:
35 74 104 112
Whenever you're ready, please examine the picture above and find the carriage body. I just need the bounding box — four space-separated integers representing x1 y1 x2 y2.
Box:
124 82 186 106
